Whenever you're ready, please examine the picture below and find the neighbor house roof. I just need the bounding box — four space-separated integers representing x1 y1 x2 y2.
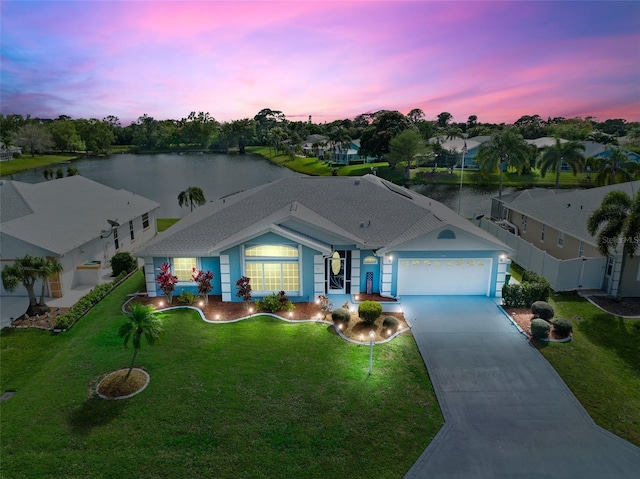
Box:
496 181 640 245
136 175 508 257
0 176 160 255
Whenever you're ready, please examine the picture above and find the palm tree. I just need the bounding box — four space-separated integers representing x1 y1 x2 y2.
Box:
37 257 63 306
595 147 638 186
177 186 206 212
43 167 54 180
536 138 585 189
476 129 531 197
119 303 163 378
1 255 63 315
587 190 640 299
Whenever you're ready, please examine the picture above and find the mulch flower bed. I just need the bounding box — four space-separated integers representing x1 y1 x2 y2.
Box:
504 308 569 341
10 308 70 330
127 295 409 343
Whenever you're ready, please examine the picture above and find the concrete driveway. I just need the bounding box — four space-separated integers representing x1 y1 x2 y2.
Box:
400 296 640 479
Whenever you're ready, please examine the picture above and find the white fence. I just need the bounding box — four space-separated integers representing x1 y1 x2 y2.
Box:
480 219 606 291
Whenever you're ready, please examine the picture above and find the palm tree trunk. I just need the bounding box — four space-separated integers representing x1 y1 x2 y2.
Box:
499 165 504 197
126 349 139 379
615 245 628 301
555 167 561 190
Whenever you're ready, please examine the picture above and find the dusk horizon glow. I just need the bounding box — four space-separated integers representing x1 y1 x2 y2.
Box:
1 0 639 126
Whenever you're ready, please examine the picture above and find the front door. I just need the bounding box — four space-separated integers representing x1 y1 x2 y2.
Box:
327 250 346 294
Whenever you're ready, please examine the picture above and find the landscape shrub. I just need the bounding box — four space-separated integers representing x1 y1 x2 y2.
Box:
382 316 399 333
502 271 550 308
522 270 544 283
502 284 524 308
521 279 550 306
317 295 333 319
531 301 554 320
331 308 351 322
257 291 294 313
530 318 551 339
177 289 197 305
111 252 137 277
358 300 382 324
552 318 573 337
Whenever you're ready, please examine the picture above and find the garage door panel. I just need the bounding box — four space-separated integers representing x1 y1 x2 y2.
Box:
397 258 492 295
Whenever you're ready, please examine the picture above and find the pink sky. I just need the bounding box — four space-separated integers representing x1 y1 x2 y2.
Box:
1 0 639 125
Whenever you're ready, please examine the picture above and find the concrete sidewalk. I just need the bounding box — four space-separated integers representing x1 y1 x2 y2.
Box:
401 296 640 479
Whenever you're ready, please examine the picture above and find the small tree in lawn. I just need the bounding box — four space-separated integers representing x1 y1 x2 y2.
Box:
192 268 214 304
119 303 163 379
156 263 178 304
235 276 252 308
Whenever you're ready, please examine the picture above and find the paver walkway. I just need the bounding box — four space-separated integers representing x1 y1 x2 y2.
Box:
400 296 640 479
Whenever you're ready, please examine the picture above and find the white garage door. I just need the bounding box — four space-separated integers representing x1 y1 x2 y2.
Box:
397 258 492 295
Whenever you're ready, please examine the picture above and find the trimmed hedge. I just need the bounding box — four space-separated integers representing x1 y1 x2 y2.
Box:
502 271 550 308
552 318 573 337
358 301 382 324
530 318 551 339
331 308 351 322
54 271 129 330
531 301 554 320
382 316 399 333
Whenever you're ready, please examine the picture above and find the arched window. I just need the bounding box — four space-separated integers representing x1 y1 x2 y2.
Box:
437 229 456 240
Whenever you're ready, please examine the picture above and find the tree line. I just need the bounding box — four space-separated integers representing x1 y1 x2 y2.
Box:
2 109 639 159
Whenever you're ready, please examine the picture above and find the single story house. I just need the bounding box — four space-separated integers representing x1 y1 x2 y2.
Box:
430 136 492 168
136 175 512 302
487 181 640 296
0 141 23 161
1 176 160 300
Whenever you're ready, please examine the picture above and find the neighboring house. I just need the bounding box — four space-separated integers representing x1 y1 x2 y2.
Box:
136 175 512 302
1 176 160 300
301 134 328 155
580 141 640 163
0 142 23 161
485 181 640 296
431 136 492 168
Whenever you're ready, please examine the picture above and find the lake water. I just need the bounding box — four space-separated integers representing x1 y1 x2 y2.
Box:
7 153 303 218
6 153 511 219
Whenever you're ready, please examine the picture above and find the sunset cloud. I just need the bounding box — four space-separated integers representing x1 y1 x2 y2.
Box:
1 0 638 125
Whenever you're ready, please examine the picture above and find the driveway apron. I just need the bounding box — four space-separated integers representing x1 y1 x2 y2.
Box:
401 296 640 479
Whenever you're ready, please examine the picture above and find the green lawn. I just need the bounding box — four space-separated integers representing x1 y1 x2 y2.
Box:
157 218 180 232
246 146 394 179
539 293 640 446
0 155 79 176
412 167 596 189
0 273 442 479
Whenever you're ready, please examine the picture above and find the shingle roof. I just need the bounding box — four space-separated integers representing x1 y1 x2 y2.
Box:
137 175 507 257
499 181 640 245
1 176 160 255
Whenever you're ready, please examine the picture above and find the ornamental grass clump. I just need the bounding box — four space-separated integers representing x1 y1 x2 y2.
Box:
358 300 382 325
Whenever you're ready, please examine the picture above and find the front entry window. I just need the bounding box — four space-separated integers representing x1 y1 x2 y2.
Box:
244 245 299 294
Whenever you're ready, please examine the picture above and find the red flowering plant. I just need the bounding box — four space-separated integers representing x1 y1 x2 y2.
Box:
235 276 252 309
192 268 214 304
156 263 178 304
